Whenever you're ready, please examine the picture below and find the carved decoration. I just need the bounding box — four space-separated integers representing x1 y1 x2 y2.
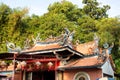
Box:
24 38 30 49
106 42 114 54
61 28 74 48
93 33 100 54
53 51 74 61
97 43 114 62
6 42 21 53
76 40 80 46
94 33 99 45
32 33 41 44
30 28 74 48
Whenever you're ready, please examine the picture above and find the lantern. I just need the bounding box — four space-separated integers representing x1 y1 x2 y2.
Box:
20 61 27 70
35 61 41 69
48 62 53 70
0 61 7 68
48 62 53 66
35 61 41 66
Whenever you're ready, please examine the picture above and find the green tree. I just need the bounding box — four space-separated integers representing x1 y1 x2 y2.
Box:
82 0 110 19
38 13 75 40
0 3 11 52
75 16 96 43
0 3 28 52
48 1 83 21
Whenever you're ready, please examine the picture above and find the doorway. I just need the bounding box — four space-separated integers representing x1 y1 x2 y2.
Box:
32 70 55 80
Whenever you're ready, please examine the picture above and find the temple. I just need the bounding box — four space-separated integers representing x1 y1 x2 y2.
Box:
0 29 115 80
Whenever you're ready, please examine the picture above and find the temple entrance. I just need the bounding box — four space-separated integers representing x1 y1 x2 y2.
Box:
25 59 58 80
32 70 55 80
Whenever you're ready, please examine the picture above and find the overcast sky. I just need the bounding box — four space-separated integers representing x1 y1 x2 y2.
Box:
0 0 120 17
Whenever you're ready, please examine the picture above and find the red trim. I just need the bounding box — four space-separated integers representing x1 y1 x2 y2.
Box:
21 58 60 71
26 58 58 63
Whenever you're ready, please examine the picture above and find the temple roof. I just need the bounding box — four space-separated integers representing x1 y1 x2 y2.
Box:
23 38 98 55
58 55 107 70
76 40 98 55
0 46 84 60
2 29 114 67
22 34 99 57
5 28 101 57
23 43 61 52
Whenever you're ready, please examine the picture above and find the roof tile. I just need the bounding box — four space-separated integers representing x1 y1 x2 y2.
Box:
62 56 104 68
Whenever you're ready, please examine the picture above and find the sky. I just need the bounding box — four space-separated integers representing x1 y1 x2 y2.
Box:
0 0 120 17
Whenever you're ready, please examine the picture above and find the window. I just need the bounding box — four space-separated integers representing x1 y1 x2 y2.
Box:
73 72 90 80
79 76 86 80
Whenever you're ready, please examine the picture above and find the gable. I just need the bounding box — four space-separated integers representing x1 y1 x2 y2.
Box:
102 59 114 77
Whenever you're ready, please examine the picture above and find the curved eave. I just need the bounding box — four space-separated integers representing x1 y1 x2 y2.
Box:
57 64 102 70
0 52 32 60
57 55 108 71
0 46 84 60
21 46 84 57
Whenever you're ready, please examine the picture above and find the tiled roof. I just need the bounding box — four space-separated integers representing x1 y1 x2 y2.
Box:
23 40 98 55
23 43 61 52
58 56 105 69
22 31 99 56
76 41 98 55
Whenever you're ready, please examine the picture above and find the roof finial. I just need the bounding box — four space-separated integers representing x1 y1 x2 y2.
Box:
93 33 99 46
24 38 30 49
6 42 21 53
36 33 41 42
64 28 70 35
32 33 41 44
94 33 99 41
106 42 114 54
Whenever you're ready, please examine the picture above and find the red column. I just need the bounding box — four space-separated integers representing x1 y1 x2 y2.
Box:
12 52 18 80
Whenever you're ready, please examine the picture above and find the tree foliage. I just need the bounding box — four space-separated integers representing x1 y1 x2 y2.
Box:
0 3 28 52
82 0 110 19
